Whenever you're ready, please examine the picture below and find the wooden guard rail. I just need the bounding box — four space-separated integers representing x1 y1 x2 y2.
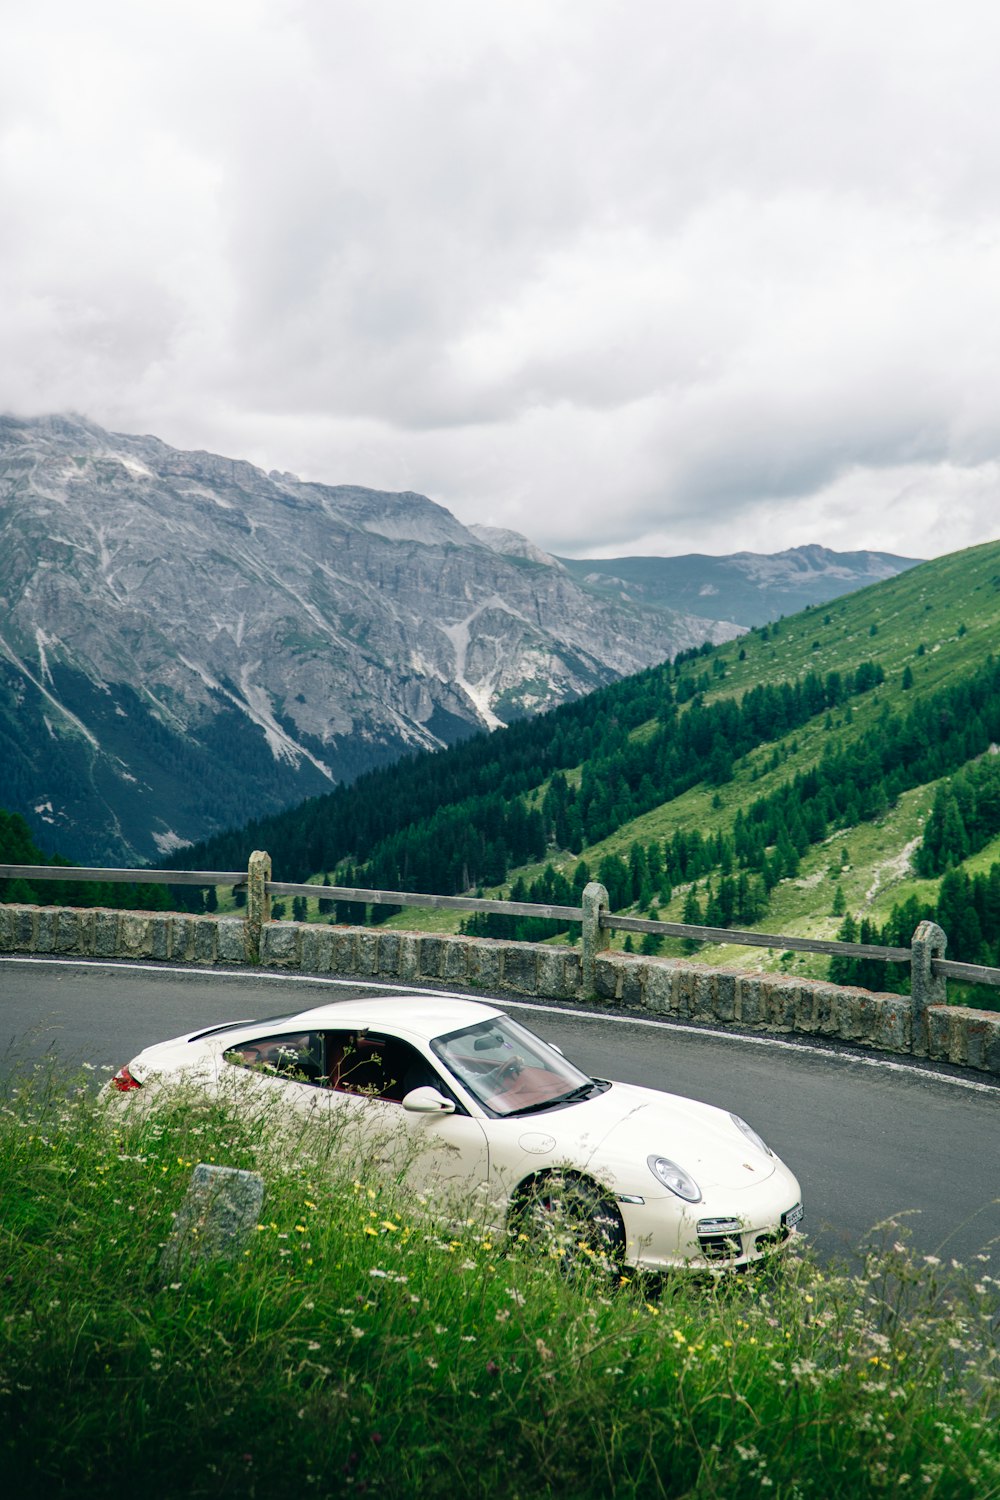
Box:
3 859 999 1001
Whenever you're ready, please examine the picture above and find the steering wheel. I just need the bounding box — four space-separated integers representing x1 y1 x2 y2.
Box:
482 1055 524 1086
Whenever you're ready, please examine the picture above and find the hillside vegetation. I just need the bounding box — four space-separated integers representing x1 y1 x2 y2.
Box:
0 539 981 1005
2 1059 996 1498
164 539 1000 1004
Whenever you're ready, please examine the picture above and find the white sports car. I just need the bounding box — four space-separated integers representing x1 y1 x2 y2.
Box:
111 995 803 1272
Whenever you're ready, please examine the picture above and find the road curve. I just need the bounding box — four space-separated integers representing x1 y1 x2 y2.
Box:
2 955 998 1266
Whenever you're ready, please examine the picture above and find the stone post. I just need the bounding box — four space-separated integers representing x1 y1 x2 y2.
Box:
160 1163 265 1274
911 919 947 1056
245 849 272 964
581 881 610 999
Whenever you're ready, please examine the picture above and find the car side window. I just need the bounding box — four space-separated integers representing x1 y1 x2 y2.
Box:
324 1030 456 1106
224 1031 326 1085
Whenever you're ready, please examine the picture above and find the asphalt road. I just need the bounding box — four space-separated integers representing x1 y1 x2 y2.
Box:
3 954 998 1266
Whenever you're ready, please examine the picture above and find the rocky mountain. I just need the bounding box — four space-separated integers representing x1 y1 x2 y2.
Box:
0 414 737 865
557 545 921 626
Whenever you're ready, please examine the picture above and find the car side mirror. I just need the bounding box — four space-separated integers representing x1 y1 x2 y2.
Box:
402 1086 456 1115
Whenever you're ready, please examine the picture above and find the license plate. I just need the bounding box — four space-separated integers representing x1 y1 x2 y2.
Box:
784 1202 804 1229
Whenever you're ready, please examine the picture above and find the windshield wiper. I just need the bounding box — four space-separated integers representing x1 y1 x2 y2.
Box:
507 1081 603 1117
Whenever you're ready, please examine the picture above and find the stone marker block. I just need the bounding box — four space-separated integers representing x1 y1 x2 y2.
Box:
536 948 570 1000
376 932 401 975
396 934 421 982
642 961 678 1015
217 918 250 965
262 922 299 967
356 930 379 975
690 970 718 1022
593 955 620 1001
193 918 218 964
618 957 645 1008
160 1163 265 1274
442 939 469 982
502 945 538 994
418 936 445 979
94 910 119 958
467 941 502 990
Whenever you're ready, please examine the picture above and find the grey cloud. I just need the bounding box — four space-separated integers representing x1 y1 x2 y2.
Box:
4 1 1000 561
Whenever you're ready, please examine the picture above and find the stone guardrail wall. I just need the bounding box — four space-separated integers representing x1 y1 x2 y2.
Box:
2 896 998 1080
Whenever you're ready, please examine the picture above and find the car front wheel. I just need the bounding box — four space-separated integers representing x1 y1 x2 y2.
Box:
512 1172 625 1274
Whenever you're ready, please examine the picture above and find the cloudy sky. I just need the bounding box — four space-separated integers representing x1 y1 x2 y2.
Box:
4 0 1000 561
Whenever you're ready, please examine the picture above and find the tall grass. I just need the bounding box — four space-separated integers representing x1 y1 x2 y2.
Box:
1 1059 997 1498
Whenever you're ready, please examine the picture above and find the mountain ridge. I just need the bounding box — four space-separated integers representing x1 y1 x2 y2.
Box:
556 544 922 626
0 414 734 862
0 412 920 865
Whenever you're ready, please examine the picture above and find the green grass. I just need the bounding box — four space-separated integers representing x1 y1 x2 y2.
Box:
182 544 1000 999
369 542 1000 982
2 1061 998 1498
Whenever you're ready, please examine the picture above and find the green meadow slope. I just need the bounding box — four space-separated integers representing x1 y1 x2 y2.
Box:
172 538 1000 1001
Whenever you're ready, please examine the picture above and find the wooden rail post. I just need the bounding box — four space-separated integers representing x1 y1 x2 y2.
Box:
911 919 947 1055
581 881 610 999
245 849 272 963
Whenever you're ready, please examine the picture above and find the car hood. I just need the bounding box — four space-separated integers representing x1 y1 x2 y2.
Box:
573 1081 778 1194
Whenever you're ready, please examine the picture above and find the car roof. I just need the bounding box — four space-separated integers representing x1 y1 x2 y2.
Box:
218 993 505 1046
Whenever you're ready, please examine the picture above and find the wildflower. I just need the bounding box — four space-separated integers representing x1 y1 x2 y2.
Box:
495 1309 510 1323
506 1288 525 1307
486 1360 500 1376
369 1268 388 1279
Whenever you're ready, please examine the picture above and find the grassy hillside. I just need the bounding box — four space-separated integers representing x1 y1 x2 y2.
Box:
182 540 1000 1000
5 1059 996 1498
551 539 1000 977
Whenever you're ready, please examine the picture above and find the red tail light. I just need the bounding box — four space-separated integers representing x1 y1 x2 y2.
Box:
110 1064 142 1092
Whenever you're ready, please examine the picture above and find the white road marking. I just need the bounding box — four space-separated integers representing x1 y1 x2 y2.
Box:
2 954 997 1096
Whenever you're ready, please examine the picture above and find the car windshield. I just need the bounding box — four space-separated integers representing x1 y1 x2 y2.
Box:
432 1015 597 1116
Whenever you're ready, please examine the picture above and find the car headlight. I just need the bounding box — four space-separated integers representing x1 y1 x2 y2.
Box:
647 1154 702 1202
730 1113 773 1157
